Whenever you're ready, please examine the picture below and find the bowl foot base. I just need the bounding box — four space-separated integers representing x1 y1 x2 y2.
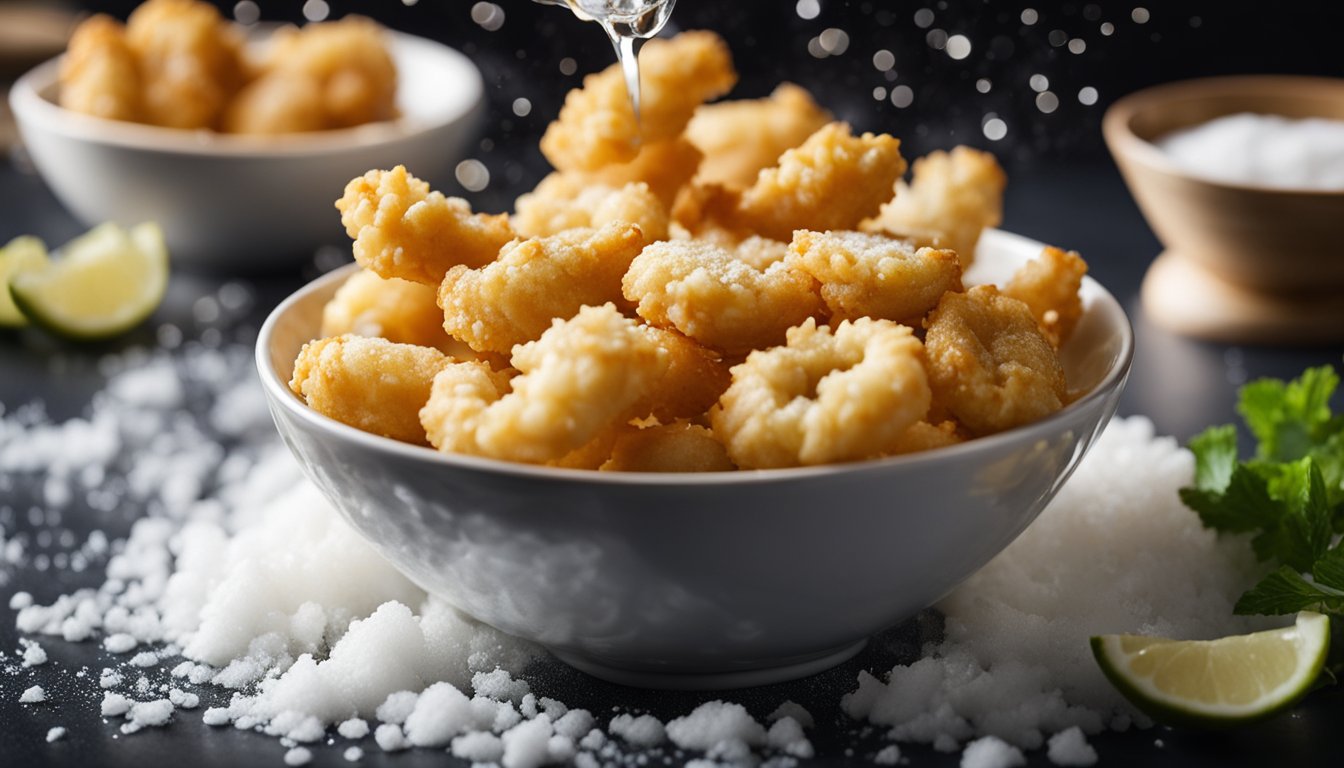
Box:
1143 251 1344 344
550 639 868 691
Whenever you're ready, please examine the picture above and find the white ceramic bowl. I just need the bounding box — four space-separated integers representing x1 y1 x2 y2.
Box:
9 30 483 270
257 229 1133 689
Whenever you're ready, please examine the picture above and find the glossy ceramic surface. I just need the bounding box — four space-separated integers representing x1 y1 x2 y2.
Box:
256 229 1133 689
9 31 483 270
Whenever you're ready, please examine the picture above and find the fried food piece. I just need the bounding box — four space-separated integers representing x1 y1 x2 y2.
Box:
540 31 737 172
238 16 397 131
711 318 931 468
697 123 908 242
336 166 516 286
600 422 736 472
420 304 663 464
222 71 327 134
629 325 732 422
686 83 833 189
586 138 705 207
513 177 669 241
59 15 143 123
868 146 1006 269
125 0 245 129
624 239 823 357
732 236 790 271
1003 246 1088 349
320 269 458 352
787 230 962 323
924 286 1066 436
290 335 448 445
440 223 646 355
886 420 965 456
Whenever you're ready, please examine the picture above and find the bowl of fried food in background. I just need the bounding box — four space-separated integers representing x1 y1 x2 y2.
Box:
1104 75 1344 342
256 30 1134 689
9 0 483 270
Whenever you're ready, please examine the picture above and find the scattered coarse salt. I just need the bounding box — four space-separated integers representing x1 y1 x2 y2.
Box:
376 691 419 725
666 701 766 751
874 744 902 764
403 682 472 747
20 638 47 666
20 685 46 703
767 700 814 729
343 746 363 761
101 692 132 717
1047 727 1098 766
9 591 32 610
46 726 66 743
129 651 158 667
766 717 814 758
103 633 137 654
374 723 408 752
337 718 369 739
501 715 553 768
284 747 312 766
608 713 666 747
168 688 200 709
452 730 506 763
127 699 174 729
961 736 1026 768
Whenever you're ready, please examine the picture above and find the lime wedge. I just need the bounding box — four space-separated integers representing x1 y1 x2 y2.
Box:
1091 611 1330 728
10 222 169 340
0 236 50 327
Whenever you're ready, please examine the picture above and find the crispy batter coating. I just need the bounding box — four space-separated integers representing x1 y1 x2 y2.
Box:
886 420 965 456
539 31 737 172
513 177 669 241
924 286 1066 436
711 318 931 468
59 15 143 123
700 123 908 242
439 223 647 355
336 166 516 286
420 304 662 464
1003 246 1088 349
125 0 245 130
629 325 732 422
290 335 448 445
600 422 736 472
686 83 833 189
787 230 962 323
624 239 823 357
226 16 395 135
585 138 705 207
320 269 458 352
868 146 1006 269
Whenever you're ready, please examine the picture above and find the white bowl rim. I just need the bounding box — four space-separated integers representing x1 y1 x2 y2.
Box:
8 29 483 159
256 228 1135 487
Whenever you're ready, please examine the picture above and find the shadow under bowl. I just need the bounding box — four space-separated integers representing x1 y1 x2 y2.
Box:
255 230 1134 689
1103 75 1344 294
9 30 483 272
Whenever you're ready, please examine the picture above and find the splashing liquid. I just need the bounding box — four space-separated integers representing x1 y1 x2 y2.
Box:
535 0 677 121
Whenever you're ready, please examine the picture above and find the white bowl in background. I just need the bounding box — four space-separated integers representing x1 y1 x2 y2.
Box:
256 229 1134 690
9 30 483 271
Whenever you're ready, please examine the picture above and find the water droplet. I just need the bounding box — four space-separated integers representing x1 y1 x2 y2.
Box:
1100 22 1115 35
926 29 949 50
456 160 490 192
819 28 850 55
232 1 259 25
983 117 1008 141
1036 91 1060 114
471 2 505 31
914 8 936 29
796 0 820 20
512 98 532 117
872 49 896 71
1020 8 1038 25
1068 38 1086 54
1078 86 1099 105
945 35 972 60
1132 7 1150 23
890 85 914 108
1048 29 1068 46
559 57 578 76
976 78 992 94
1029 74 1049 92
872 86 888 101
301 0 329 22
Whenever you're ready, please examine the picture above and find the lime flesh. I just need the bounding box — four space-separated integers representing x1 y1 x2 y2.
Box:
9 222 168 340
0 236 50 327
1091 611 1330 728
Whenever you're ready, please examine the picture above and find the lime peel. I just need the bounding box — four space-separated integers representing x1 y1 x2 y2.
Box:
9 222 169 341
1091 611 1329 728
0 236 50 327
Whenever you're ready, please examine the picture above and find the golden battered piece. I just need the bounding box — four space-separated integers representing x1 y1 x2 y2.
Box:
600 422 736 472
439 223 647 355
629 325 732 422
125 0 245 129
623 239 822 357
585 138 705 207
420 304 663 464
924 286 1066 436
513 177 669 241
540 31 737 172
59 15 143 123
886 420 964 456
711 318 932 469
290 335 449 445
686 83 833 189
1003 246 1088 349
229 16 397 133
787 230 962 323
698 123 908 242
320 269 456 352
868 146 1006 269
336 166 516 286
731 236 790 271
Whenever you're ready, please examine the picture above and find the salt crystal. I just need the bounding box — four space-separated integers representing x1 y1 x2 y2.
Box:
473 668 530 703
766 717 814 758
1047 727 1098 766
99 670 123 689
579 728 606 751
453 730 506 762
128 699 174 728
46 726 67 743
344 746 363 761
666 702 766 751
9 591 32 609
548 734 577 762
375 690 419 725
554 708 595 739
202 707 230 726
1158 113 1344 190
609 713 666 747
20 685 47 703
338 718 369 739
21 639 48 667
103 633 137 653
767 701 814 729
129 651 158 667
403 682 472 747
501 715 553 768
874 744 902 764
374 723 408 752
102 692 132 716
284 746 312 766
961 736 1026 768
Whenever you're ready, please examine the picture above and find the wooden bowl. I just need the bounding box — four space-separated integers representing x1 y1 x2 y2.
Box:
1104 76 1344 294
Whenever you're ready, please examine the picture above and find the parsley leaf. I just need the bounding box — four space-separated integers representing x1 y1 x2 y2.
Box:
1238 366 1339 463
1234 566 1344 616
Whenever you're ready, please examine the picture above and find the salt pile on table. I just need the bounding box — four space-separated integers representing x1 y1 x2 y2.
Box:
2 340 1262 765
1157 112 1344 189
